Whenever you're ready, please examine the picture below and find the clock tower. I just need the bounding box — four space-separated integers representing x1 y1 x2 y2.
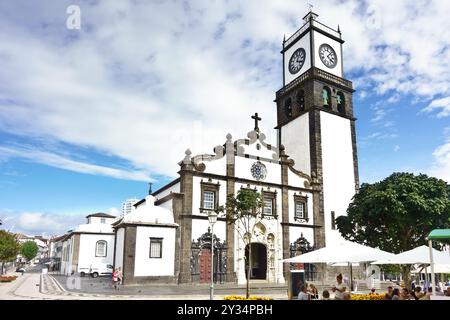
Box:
276 11 359 247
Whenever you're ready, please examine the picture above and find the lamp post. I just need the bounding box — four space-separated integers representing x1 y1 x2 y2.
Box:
208 211 218 300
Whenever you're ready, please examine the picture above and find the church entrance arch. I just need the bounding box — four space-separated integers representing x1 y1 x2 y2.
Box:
245 243 267 280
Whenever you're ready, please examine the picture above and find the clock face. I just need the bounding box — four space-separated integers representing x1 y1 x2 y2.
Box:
319 44 338 69
250 161 267 181
288 48 306 75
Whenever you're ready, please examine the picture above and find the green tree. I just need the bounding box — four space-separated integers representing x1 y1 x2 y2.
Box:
21 241 39 262
222 189 265 298
336 173 450 290
0 230 21 275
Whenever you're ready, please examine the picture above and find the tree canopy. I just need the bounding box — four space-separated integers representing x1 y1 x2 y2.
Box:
336 173 450 253
0 230 21 274
21 241 39 262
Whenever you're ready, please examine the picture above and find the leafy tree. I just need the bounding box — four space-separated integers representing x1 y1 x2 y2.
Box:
222 189 264 298
21 241 39 262
336 173 450 290
0 230 21 275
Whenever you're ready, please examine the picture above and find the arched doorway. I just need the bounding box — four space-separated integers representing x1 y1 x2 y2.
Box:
245 243 267 280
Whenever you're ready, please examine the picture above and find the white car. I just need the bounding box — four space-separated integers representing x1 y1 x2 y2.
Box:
79 264 113 278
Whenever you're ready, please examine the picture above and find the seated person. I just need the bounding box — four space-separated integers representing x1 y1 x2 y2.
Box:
322 290 330 300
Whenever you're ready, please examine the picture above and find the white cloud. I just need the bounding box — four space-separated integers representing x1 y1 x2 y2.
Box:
393 145 400 152
429 140 450 182
0 0 449 182
423 97 450 118
0 145 152 182
0 210 85 237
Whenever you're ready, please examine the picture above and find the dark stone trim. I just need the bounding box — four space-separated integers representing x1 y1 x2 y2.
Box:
113 229 117 268
68 231 115 236
152 178 181 197
193 172 315 193
282 40 286 86
236 153 281 164
200 179 221 211
350 120 360 192
225 137 237 282
72 234 80 270
122 226 137 285
310 26 315 69
187 214 228 222
262 190 278 218
281 222 322 229
172 194 183 284
86 213 116 219
154 192 183 206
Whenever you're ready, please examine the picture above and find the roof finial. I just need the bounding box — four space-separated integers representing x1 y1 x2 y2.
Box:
308 3 313 12
338 24 341 34
148 182 153 195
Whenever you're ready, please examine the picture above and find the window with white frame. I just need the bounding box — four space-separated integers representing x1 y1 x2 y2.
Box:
295 202 305 219
264 198 273 216
149 238 163 258
294 195 308 222
95 240 107 257
203 191 215 210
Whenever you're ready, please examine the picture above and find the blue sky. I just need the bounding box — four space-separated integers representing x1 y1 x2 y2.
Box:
1 0 449 236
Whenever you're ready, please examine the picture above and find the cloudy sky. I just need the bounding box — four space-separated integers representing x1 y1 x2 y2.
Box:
0 0 449 236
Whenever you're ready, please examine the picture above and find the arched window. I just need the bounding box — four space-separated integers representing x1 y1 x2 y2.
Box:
322 87 332 108
296 90 305 112
95 240 107 257
284 97 292 118
337 92 345 113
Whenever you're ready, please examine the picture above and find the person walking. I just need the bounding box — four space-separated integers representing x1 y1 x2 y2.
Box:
117 267 123 290
112 268 119 290
298 284 310 300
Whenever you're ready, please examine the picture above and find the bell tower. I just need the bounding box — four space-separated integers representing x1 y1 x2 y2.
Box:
276 12 359 247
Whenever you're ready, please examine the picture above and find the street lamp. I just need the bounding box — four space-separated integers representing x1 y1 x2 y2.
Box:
208 211 218 300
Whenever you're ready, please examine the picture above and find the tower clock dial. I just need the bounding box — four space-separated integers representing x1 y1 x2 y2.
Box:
288 48 306 74
319 44 337 69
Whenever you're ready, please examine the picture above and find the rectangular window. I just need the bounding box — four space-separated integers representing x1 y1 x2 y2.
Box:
149 238 163 258
295 202 305 219
203 191 215 210
264 198 273 216
331 211 336 230
294 195 308 222
100 218 106 224
95 241 107 257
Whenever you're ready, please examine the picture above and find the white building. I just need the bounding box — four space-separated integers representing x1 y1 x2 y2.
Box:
118 11 356 285
60 213 116 276
113 195 178 284
122 199 139 216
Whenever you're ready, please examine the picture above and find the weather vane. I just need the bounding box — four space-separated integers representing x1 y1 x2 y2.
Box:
308 3 314 12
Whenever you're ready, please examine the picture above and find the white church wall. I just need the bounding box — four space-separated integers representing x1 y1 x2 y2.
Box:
313 30 343 78
154 182 180 201
114 228 125 270
78 234 115 270
288 190 314 226
203 157 227 176
134 226 176 277
158 198 173 212
281 113 311 175
287 170 309 189
235 157 281 184
320 111 355 246
284 32 311 85
238 140 278 160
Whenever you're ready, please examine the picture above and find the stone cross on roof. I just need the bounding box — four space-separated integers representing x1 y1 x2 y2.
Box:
251 113 261 132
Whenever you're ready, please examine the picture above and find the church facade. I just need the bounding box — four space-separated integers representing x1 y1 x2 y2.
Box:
115 11 359 285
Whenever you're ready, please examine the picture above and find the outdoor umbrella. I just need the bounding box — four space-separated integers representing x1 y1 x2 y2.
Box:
371 245 450 265
283 239 396 291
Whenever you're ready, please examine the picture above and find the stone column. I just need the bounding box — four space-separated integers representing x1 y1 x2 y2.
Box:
177 150 194 283
280 146 290 283
225 133 237 283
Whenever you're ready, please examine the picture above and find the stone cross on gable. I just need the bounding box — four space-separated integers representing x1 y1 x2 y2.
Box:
251 113 261 132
